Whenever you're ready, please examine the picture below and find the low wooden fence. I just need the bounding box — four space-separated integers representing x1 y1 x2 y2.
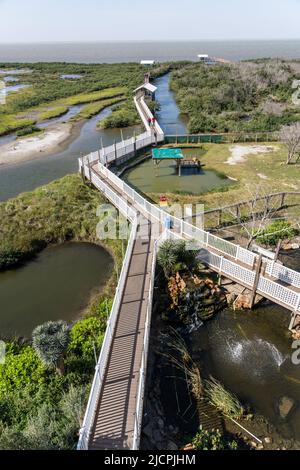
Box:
201 192 300 229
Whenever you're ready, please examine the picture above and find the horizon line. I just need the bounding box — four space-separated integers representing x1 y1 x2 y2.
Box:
1 38 300 45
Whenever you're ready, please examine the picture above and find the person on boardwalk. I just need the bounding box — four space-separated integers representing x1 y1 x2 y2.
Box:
148 117 151 127
152 117 155 127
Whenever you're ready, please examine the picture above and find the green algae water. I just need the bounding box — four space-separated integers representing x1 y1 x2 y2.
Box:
124 157 232 195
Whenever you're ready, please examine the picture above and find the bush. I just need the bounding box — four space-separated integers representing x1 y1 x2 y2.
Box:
192 426 238 450
69 316 105 362
256 220 298 246
100 104 139 128
16 125 41 137
0 344 47 399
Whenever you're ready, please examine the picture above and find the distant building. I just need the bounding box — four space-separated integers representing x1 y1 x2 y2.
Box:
134 82 157 100
134 73 157 100
140 60 155 66
197 54 217 65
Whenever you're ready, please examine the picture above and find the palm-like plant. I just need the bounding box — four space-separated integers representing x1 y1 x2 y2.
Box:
157 240 197 278
157 240 178 278
32 321 70 376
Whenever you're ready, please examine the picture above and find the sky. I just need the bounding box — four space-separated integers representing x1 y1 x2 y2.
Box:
1 0 300 43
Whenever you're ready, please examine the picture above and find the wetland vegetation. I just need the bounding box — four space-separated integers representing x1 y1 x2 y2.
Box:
0 174 126 449
170 60 300 134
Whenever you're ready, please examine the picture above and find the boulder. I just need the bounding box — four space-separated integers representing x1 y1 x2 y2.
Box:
158 418 164 430
226 292 237 305
182 443 195 451
153 430 163 443
282 243 300 251
278 396 296 419
167 441 178 451
143 423 154 439
234 294 252 310
264 437 273 444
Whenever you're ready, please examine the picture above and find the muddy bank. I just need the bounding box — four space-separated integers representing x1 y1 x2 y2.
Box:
0 122 82 167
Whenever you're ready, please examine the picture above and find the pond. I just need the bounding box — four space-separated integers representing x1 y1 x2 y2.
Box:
60 74 82 79
123 156 232 195
2 84 31 95
191 304 300 445
188 251 300 446
0 242 113 339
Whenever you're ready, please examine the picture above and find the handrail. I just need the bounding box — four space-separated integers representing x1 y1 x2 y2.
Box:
77 187 138 450
78 78 300 451
132 233 164 450
94 161 300 311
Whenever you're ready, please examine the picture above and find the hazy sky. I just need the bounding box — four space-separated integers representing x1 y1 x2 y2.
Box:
1 0 300 43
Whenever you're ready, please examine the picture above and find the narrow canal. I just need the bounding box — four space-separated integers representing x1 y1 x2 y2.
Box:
0 105 142 201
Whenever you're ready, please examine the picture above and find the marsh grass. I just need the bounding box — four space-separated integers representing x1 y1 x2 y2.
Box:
205 378 244 420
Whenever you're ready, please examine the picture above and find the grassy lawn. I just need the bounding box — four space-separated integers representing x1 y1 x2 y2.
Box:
147 143 300 215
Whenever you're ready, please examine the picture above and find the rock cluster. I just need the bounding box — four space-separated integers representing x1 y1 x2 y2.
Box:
142 381 179 451
166 273 227 327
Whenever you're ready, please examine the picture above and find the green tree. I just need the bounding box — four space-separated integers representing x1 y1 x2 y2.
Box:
32 321 70 376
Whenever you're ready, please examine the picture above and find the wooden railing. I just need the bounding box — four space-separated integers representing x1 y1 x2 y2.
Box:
199 192 300 228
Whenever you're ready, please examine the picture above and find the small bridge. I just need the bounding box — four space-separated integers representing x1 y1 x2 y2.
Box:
77 79 300 451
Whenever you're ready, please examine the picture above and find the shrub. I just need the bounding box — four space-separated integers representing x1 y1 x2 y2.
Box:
16 125 41 137
69 316 105 362
256 220 298 246
192 426 238 450
0 344 47 399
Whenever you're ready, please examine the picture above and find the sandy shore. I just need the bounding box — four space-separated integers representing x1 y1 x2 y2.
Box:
226 144 277 165
0 123 80 167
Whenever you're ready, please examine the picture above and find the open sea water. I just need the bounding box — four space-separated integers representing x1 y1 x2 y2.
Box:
1 40 300 63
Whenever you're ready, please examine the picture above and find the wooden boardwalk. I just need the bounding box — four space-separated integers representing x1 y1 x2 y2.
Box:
89 217 154 450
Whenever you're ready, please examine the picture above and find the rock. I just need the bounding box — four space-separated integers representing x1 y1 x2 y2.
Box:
264 437 273 444
278 396 296 419
282 243 300 251
158 418 164 430
156 442 166 451
153 430 162 443
233 294 252 310
292 329 300 340
226 292 237 305
167 441 178 451
257 444 264 450
250 441 257 448
143 423 154 439
182 443 195 451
